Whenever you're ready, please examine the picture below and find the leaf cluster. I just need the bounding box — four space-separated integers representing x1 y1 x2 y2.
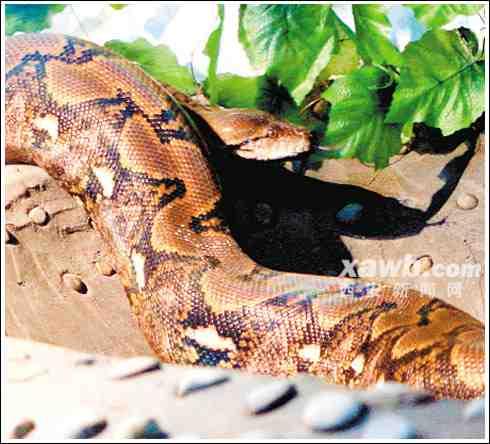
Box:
6 4 485 169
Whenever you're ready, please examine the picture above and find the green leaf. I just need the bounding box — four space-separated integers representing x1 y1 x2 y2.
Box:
318 39 361 80
400 121 415 145
318 67 402 169
205 74 266 109
408 4 483 29
458 27 481 56
329 8 356 41
385 29 484 136
204 5 225 104
318 10 361 80
105 39 197 95
6 4 66 35
239 5 337 105
352 5 402 67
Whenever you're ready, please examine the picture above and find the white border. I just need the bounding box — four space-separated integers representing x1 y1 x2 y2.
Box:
1 2 488 443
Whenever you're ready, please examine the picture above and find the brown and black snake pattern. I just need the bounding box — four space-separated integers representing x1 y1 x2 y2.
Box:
5 34 485 399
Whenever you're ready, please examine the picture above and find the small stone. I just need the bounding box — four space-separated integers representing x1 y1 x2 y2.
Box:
245 381 297 415
360 382 432 407
109 356 161 380
96 259 115 276
176 368 230 397
75 356 96 366
303 391 365 432
62 273 88 294
409 255 434 275
457 193 478 210
10 419 35 438
28 206 48 225
112 417 168 439
57 414 107 438
336 203 363 224
254 202 274 226
362 413 417 439
463 398 485 420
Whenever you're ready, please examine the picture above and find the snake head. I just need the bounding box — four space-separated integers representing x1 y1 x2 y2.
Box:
161 83 312 161
188 106 312 161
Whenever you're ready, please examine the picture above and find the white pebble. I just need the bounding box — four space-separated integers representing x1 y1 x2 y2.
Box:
457 193 478 210
303 391 365 431
176 368 229 397
245 381 297 415
108 356 161 380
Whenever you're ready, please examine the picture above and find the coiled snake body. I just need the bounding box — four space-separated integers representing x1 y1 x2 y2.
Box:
6 34 484 399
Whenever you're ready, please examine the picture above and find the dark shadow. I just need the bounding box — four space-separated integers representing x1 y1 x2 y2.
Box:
424 124 482 220
191 109 482 277
408 114 484 155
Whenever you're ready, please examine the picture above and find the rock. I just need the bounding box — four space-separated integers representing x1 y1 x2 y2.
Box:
362 413 417 439
303 391 365 432
3 337 486 439
56 413 107 438
409 255 434 275
336 203 363 224
245 381 297 415
176 368 230 397
108 356 161 380
457 193 478 210
28 206 48 225
112 417 168 438
254 202 274 226
74 356 96 366
10 419 35 438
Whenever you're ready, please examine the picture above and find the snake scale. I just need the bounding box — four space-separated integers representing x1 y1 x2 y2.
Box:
6 34 484 399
